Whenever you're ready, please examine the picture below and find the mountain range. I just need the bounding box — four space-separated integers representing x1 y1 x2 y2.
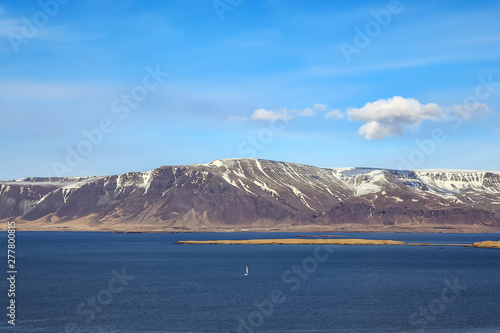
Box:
1 159 499 232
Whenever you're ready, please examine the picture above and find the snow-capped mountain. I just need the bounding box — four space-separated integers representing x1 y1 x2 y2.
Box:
1 159 499 231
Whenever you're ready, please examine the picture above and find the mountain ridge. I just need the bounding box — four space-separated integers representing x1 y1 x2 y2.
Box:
1 158 499 232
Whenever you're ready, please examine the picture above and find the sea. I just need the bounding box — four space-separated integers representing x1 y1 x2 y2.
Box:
1 231 499 333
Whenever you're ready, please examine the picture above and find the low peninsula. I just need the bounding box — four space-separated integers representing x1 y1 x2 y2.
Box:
472 241 500 249
177 238 500 249
178 238 415 246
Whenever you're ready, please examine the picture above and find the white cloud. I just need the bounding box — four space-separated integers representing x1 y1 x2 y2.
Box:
301 107 314 117
313 103 327 111
228 116 248 121
251 108 291 121
347 96 489 139
325 109 344 120
251 103 331 121
251 97 488 138
443 103 489 120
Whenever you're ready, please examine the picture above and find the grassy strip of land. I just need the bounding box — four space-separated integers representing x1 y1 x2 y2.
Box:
296 235 347 238
177 238 500 248
177 238 406 245
471 241 500 249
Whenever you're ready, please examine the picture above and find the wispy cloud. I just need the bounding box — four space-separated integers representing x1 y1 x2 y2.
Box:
223 30 281 49
325 109 344 120
313 103 327 111
0 17 19 38
250 103 339 121
295 56 461 79
0 6 96 50
251 108 291 121
228 116 248 122
0 80 110 100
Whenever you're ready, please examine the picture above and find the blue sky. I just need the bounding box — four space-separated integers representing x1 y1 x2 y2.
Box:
1 0 499 179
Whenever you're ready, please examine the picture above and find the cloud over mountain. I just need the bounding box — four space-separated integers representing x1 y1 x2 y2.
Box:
347 96 488 139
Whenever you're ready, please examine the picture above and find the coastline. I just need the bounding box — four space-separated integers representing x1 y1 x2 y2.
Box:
4 219 500 234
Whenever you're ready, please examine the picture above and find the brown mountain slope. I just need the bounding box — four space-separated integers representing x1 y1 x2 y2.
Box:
1 159 499 232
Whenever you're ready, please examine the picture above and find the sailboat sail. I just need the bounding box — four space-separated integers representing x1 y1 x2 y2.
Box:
244 265 248 276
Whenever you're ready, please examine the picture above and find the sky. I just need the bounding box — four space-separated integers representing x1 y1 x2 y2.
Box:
1 0 499 179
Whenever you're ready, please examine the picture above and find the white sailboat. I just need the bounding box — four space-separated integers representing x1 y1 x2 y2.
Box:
244 265 248 276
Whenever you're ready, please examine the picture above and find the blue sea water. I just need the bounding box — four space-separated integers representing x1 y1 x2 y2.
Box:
1 231 500 332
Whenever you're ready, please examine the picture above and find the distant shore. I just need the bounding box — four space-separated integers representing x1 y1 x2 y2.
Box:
5 220 500 234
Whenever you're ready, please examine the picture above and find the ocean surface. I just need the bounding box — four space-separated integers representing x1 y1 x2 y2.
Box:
1 231 500 333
